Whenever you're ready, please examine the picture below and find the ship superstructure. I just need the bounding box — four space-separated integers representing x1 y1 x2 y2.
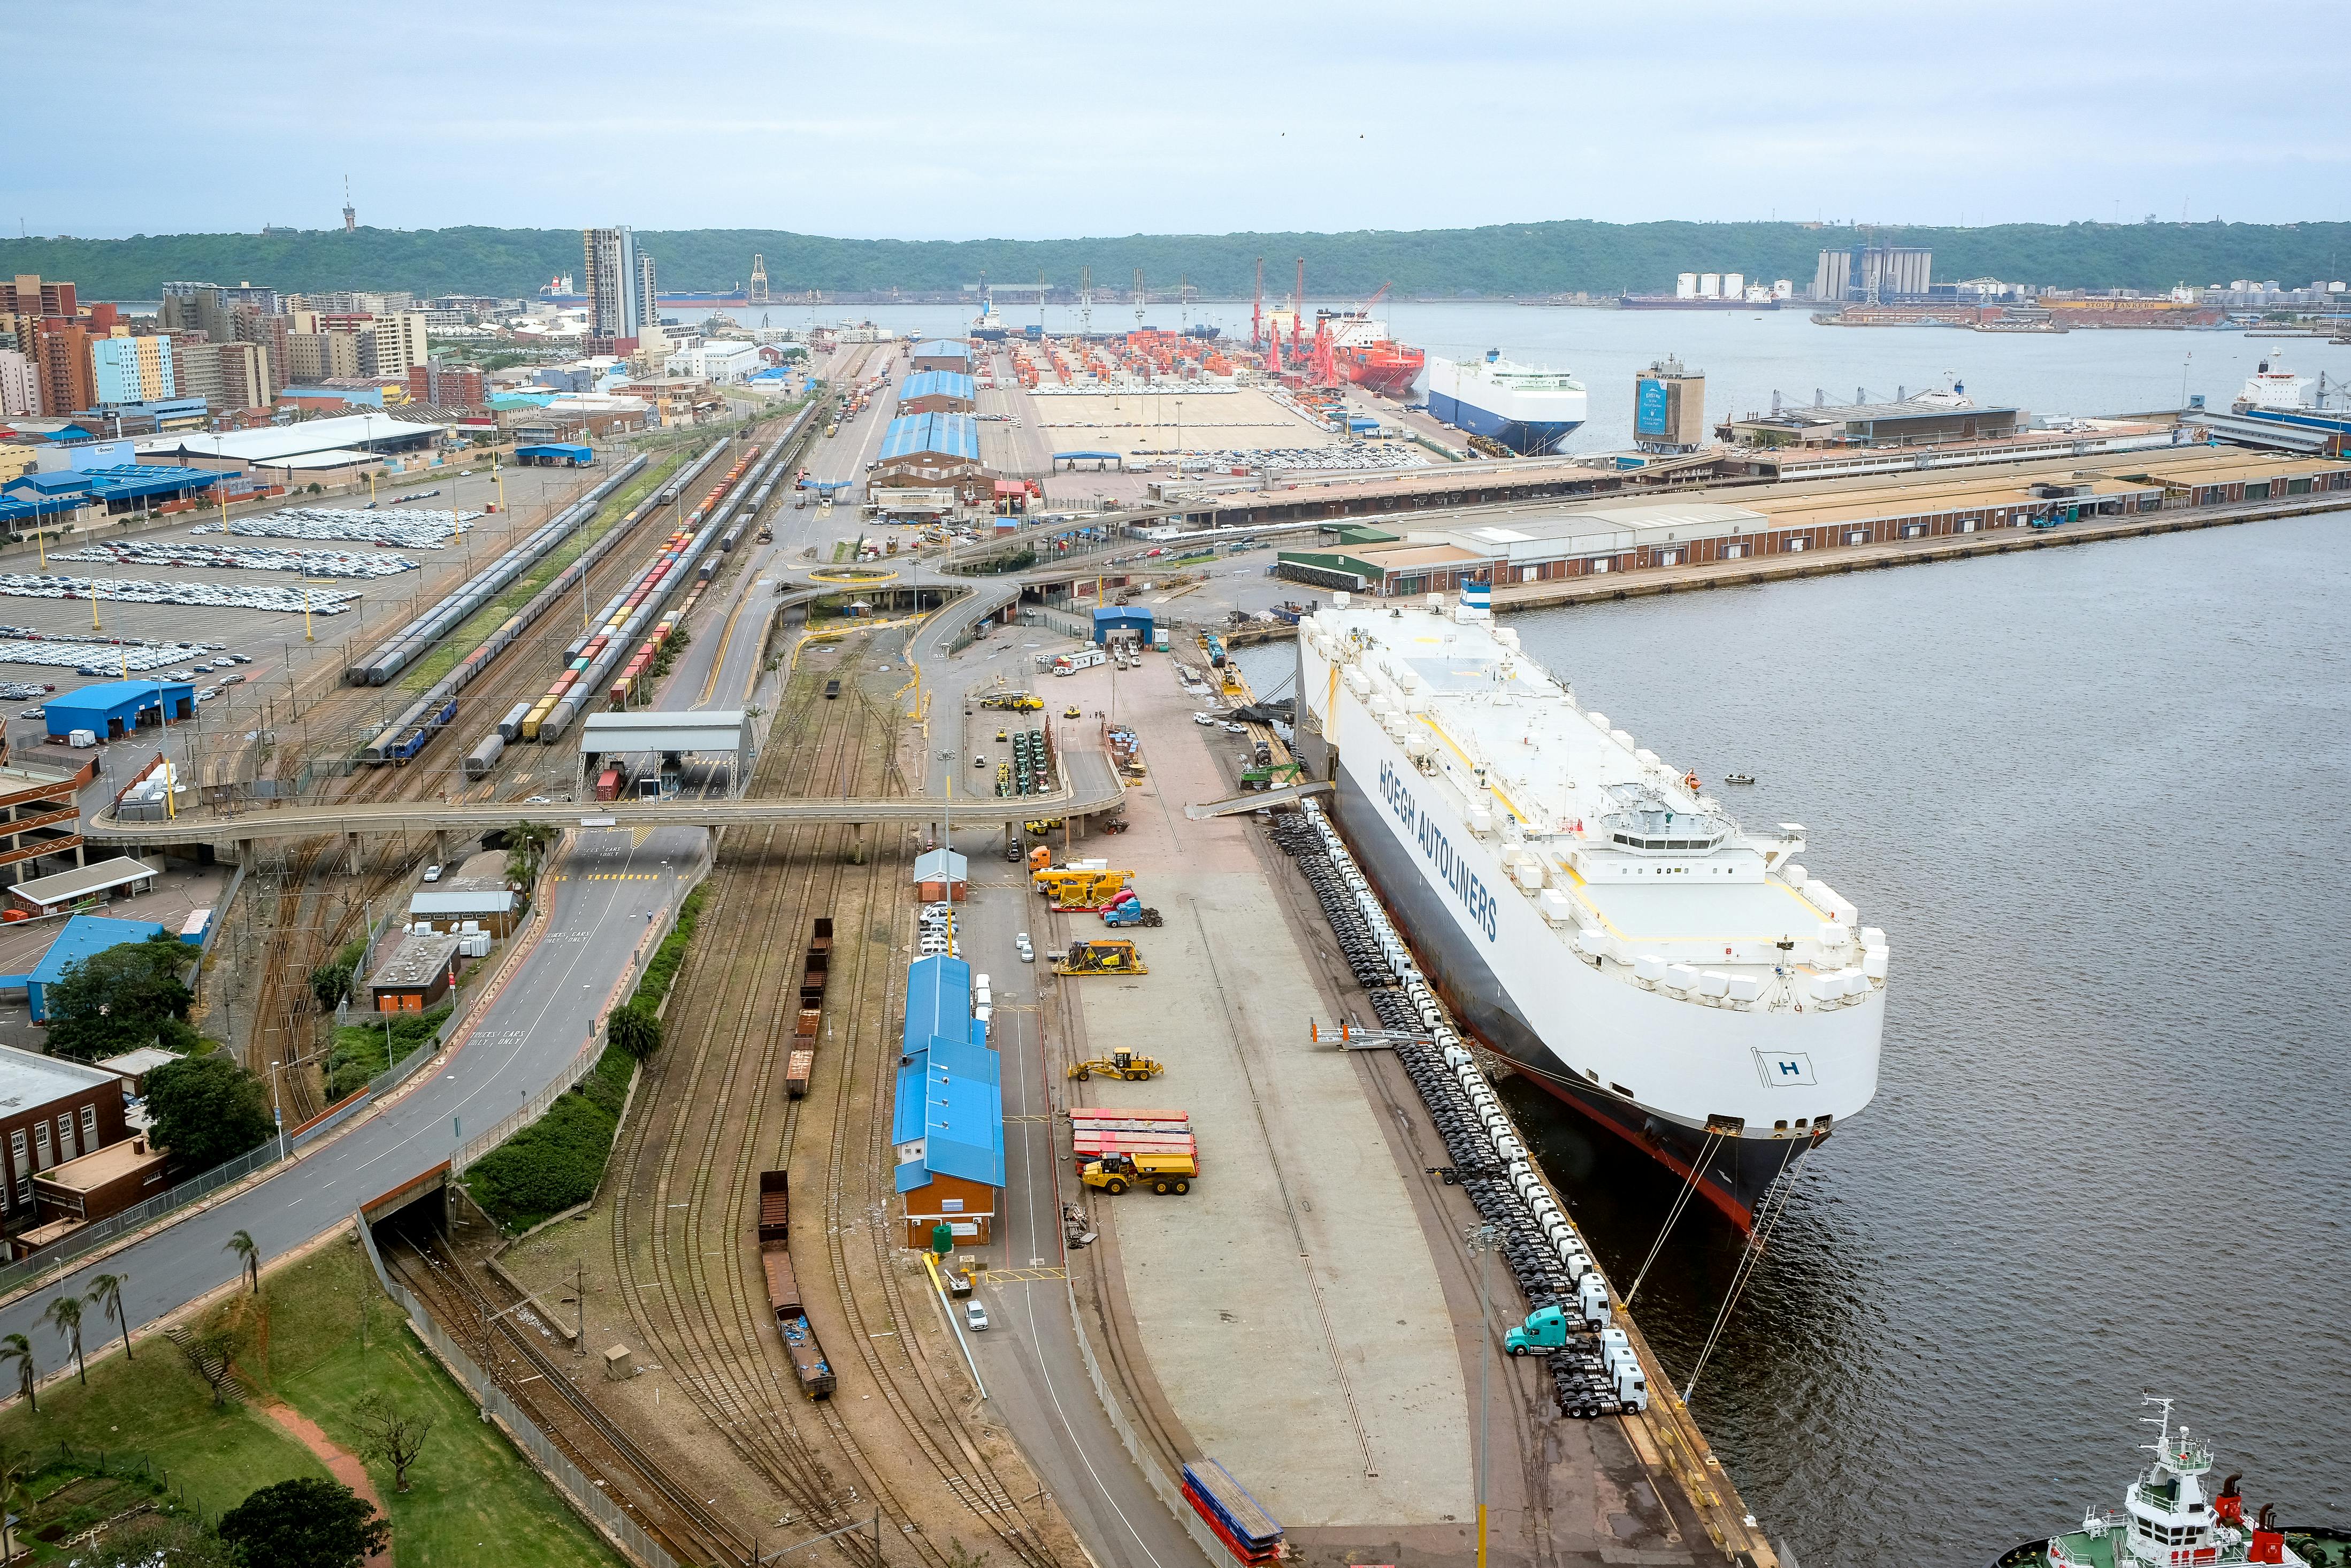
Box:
1996 1400 2324 1568
1425 351 1589 454
1297 592 1883 1225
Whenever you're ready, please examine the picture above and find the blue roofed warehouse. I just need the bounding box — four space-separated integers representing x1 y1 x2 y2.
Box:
44 680 194 741
871 413 987 503
891 954 1004 1247
895 371 976 415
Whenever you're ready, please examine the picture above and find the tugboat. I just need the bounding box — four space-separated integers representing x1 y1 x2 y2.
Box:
1993 1400 2345 1567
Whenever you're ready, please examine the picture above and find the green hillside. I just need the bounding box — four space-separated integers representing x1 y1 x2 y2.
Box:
6 219 2346 303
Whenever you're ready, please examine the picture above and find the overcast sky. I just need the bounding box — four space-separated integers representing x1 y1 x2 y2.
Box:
12 1 2343 240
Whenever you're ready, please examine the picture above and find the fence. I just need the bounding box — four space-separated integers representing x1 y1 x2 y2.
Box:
0 1139 284 1300
355 1215 679 1568
0 886 532 1304
1021 607 1091 641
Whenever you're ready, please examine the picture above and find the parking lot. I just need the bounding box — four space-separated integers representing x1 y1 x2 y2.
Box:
0 459 599 764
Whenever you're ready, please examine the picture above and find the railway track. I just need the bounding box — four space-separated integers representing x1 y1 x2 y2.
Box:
596 633 1066 1568
380 1221 746 1566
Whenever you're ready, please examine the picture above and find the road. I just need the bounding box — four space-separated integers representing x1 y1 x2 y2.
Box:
0 825 704 1375
908 619 1214 1568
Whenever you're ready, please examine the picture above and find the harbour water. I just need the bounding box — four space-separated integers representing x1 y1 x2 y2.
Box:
1239 513 2349 1567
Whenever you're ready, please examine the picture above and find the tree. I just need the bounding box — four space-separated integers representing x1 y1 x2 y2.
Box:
43 1293 87 1385
607 1002 662 1062
172 1325 243 1408
309 957 356 1011
45 933 196 1062
145 1053 274 1171
504 819 556 888
0 1332 34 1412
351 1390 433 1493
225 1229 261 1294
86 1272 133 1362
218 1477 389 1568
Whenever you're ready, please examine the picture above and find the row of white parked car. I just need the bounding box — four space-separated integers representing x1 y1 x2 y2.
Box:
0 574 359 616
193 506 483 549
55 542 422 579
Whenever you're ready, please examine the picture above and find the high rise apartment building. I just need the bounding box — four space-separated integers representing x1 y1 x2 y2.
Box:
584 226 646 340
91 332 174 404
359 312 428 379
33 323 94 415
0 349 35 417
1 275 76 320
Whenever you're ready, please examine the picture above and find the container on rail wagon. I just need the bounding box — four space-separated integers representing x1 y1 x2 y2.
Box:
594 767 621 802
463 733 505 780
496 702 533 743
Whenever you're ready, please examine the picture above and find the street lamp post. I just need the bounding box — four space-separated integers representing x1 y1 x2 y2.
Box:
1465 1221 1501 1568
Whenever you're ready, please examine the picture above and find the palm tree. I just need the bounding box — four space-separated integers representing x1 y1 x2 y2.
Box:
506 820 556 889
86 1273 131 1362
43 1294 87 1386
225 1229 259 1294
0 1333 35 1412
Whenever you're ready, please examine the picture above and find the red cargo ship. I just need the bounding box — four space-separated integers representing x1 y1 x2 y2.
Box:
1313 286 1423 397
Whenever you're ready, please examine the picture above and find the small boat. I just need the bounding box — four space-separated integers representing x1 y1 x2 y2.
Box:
1722 773 1756 786
1992 1400 2339 1567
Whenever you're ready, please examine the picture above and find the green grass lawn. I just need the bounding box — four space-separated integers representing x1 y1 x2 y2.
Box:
0 1234 622 1566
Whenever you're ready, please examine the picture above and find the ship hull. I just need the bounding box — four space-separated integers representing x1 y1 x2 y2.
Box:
1617 295 1782 310
1425 388 1580 455
1337 349 1425 398
1328 759 1802 1229
1297 628 1881 1232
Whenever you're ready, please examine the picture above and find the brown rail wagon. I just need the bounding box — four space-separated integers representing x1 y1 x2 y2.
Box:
757 1170 790 1244
761 1243 803 1318
785 1048 815 1098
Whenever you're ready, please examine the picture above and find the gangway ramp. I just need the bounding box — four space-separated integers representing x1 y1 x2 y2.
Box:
1183 780 1333 819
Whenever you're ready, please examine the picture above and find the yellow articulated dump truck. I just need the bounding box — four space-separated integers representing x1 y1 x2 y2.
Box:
1032 868 1132 910
1081 1152 1195 1195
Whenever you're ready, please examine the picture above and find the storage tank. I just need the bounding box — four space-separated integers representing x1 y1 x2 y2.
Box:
1674 273 1698 299
1722 272 1744 299
1698 273 1721 298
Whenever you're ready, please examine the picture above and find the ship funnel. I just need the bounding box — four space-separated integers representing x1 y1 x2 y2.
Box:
1485 348 1500 363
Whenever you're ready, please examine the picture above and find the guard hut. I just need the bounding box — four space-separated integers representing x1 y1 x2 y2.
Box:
44 681 194 742
514 442 595 467
896 371 976 416
578 711 748 800
909 340 974 374
913 848 968 903
1092 605 1154 649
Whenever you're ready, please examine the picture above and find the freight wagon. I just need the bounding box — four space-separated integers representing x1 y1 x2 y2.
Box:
757 1170 790 1243
463 732 505 780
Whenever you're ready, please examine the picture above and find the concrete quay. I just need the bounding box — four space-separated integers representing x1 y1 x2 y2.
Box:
924 625 1771 1567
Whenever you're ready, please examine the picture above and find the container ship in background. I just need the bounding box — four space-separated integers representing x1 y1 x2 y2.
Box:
1295 593 1887 1229
1425 351 1589 454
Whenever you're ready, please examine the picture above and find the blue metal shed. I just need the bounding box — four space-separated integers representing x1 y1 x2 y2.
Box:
45 680 195 740
0 914 169 1021
878 413 981 465
901 952 971 1059
897 371 976 410
1092 606 1155 645
515 442 594 467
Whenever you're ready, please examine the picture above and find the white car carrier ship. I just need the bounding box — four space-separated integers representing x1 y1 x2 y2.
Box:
1294 585 1886 1227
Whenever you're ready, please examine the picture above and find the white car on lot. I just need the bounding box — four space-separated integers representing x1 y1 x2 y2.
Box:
1192 712 1219 726
964 1301 989 1332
